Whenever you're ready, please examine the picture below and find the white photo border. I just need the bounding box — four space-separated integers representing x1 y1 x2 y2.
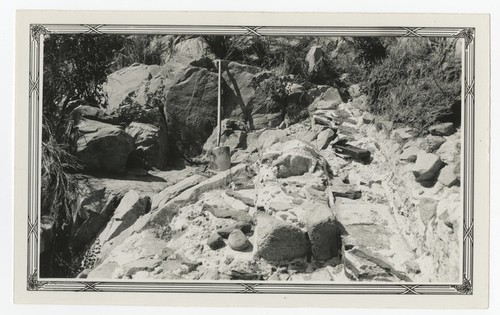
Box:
26 24 475 295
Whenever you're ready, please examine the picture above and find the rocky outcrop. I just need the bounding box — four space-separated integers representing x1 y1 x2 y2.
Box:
151 174 207 211
100 190 151 242
165 67 219 157
77 65 462 284
252 139 342 263
75 119 134 174
222 61 279 129
148 164 253 226
104 64 162 111
174 37 212 60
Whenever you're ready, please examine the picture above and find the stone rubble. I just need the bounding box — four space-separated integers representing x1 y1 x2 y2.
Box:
76 79 461 283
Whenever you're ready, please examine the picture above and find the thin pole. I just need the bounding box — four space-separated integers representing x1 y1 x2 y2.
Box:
217 59 222 147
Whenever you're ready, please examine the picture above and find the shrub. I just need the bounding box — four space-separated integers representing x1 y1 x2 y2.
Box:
364 38 461 133
112 35 173 70
40 120 86 277
43 34 125 118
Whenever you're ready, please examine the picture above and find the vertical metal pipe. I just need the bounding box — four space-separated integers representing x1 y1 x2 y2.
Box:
217 59 221 147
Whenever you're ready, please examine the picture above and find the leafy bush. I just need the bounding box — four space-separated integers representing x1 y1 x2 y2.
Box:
112 35 173 70
364 38 461 133
40 120 85 277
43 34 125 119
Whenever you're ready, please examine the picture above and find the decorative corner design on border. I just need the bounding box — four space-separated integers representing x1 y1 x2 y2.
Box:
452 276 473 295
30 24 50 45
27 270 49 291
455 28 475 48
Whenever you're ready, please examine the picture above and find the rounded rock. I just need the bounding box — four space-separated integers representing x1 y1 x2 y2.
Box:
228 229 251 251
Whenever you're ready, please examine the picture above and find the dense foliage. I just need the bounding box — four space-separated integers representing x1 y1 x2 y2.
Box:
43 34 125 123
364 38 461 133
41 34 126 277
112 35 172 71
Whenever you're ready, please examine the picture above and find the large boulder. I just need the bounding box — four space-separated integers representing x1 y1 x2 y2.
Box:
165 67 219 157
125 122 163 168
222 61 280 129
104 64 162 111
254 214 310 262
303 201 342 261
75 119 134 174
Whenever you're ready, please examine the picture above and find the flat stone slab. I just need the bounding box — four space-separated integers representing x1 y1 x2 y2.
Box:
336 200 415 281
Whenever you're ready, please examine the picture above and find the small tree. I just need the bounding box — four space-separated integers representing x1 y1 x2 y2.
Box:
43 34 125 136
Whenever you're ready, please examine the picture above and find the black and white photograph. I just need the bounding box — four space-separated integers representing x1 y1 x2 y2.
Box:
38 30 465 283
11 10 491 309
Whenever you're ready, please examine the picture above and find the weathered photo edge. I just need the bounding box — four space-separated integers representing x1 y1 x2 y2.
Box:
13 10 490 308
